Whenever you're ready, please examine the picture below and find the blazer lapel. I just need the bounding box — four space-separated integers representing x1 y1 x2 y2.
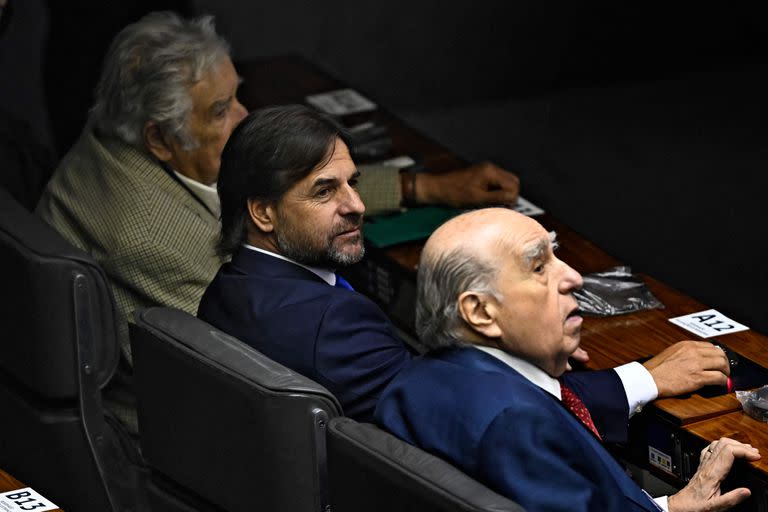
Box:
150 168 218 225
99 133 218 225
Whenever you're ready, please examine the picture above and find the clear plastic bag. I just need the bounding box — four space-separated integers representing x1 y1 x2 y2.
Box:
573 266 664 317
736 385 768 422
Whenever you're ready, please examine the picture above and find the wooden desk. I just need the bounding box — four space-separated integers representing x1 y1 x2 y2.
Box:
686 411 768 475
236 54 768 476
640 411 768 508
0 468 24 493
0 468 63 511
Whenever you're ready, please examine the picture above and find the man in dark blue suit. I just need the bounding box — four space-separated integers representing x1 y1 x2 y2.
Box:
198 104 729 428
197 105 409 420
375 207 759 511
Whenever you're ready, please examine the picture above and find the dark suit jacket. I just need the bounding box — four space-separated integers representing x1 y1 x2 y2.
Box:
198 247 629 434
197 247 411 421
375 347 660 512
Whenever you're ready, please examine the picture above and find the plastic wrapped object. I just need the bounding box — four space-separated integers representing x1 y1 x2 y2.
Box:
736 386 768 423
573 266 664 316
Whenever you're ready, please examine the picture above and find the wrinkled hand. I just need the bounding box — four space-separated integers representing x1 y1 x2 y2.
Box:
415 161 519 208
642 340 730 398
668 437 760 512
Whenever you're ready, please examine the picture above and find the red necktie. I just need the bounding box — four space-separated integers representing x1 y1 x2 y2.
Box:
560 381 602 441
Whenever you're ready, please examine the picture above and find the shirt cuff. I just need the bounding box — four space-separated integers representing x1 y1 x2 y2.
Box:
654 495 669 511
614 361 658 418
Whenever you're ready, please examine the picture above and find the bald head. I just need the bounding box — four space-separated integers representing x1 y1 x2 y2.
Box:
416 208 521 352
422 207 537 270
417 207 584 376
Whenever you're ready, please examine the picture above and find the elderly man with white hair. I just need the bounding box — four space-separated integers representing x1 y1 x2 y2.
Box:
37 12 247 361
37 12 248 432
375 208 758 512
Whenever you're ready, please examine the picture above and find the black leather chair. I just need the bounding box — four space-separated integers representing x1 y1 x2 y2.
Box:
328 417 526 512
0 187 145 511
130 306 342 512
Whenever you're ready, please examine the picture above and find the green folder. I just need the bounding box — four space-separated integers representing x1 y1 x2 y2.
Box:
364 206 466 248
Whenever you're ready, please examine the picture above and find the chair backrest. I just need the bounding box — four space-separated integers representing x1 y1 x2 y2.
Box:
327 417 526 512
130 306 343 512
0 187 142 511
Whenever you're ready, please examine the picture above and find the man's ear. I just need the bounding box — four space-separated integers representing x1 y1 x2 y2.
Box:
143 121 173 162
457 291 503 339
247 198 277 233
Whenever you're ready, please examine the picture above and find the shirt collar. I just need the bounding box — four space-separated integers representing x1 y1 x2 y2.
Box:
242 244 338 286
474 346 562 400
173 170 221 219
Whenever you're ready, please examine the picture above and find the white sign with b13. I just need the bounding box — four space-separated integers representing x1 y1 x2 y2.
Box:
0 488 58 512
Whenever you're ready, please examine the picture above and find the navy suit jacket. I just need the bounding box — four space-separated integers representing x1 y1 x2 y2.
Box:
198 248 411 421
198 247 629 435
375 348 660 512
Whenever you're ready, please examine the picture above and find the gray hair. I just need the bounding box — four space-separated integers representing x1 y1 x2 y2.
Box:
415 247 500 352
90 11 230 150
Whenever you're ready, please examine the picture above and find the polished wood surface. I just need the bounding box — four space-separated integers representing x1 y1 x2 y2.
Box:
685 411 768 475
237 54 768 445
0 468 63 511
0 468 24 492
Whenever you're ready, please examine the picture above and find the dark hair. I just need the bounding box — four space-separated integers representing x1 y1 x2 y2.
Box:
217 104 350 257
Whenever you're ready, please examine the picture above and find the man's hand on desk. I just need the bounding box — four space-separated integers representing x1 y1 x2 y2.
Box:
411 161 520 208
668 437 760 512
642 340 730 398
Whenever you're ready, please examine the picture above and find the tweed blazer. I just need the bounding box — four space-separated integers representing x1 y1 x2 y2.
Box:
36 127 224 363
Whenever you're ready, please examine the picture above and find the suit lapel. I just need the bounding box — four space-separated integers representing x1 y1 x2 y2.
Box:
157 162 219 219
148 166 217 225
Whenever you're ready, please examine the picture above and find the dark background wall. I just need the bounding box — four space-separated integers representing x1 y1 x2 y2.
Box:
200 2 767 108
2 1 766 334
